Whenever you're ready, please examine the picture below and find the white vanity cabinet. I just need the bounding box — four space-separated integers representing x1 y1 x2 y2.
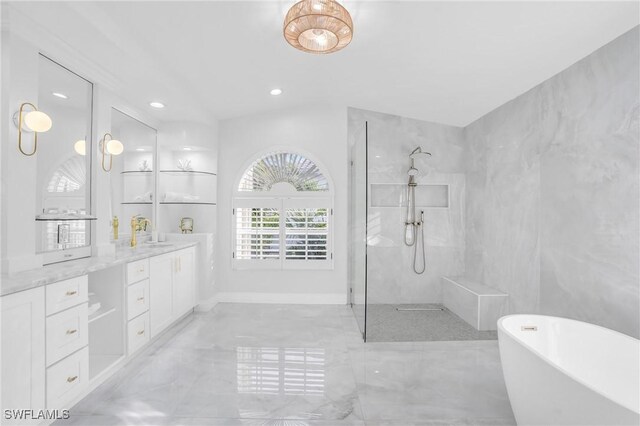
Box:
127 246 195 349
149 253 175 338
1 286 46 422
173 247 195 319
1 275 90 421
149 247 195 339
126 260 151 355
44 276 89 411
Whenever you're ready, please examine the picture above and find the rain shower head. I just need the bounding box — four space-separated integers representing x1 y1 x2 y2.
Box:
409 146 432 159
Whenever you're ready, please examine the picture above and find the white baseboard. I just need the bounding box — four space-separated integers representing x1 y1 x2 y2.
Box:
216 292 347 305
195 295 219 312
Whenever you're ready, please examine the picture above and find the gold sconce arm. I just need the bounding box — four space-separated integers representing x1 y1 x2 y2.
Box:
101 132 114 172
100 132 124 172
14 102 52 156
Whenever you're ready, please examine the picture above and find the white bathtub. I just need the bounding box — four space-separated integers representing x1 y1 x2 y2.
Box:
498 315 640 426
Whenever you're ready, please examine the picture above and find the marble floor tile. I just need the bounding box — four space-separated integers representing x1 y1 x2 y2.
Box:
56 303 514 426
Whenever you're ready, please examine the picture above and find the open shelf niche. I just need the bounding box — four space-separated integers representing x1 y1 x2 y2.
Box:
157 142 217 234
88 265 125 381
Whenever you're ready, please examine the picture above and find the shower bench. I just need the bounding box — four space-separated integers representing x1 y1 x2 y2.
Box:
442 277 508 331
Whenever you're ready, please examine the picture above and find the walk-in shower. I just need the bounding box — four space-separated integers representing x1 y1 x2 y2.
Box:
348 112 497 343
404 147 431 274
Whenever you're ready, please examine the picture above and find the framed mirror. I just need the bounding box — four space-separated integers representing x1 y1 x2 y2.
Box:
35 55 94 264
109 108 157 245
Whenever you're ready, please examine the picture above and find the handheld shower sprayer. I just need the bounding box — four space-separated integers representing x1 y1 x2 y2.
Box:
404 146 430 274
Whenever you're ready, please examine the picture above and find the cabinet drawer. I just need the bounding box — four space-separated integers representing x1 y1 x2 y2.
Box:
127 279 150 320
46 303 88 366
127 311 150 355
46 346 88 410
127 259 149 285
46 275 88 316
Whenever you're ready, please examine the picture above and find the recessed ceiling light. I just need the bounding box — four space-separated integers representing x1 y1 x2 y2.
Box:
149 101 165 109
136 148 145 152
52 92 68 99
270 88 283 96
183 147 192 151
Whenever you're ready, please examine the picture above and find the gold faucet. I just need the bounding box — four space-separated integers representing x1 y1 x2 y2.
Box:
112 216 119 240
130 215 151 247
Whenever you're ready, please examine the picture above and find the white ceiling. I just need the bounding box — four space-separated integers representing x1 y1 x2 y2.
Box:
8 1 639 127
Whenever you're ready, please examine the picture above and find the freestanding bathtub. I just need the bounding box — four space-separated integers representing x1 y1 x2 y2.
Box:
498 315 640 426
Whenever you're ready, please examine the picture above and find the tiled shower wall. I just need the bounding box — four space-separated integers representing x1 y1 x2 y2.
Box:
465 27 640 338
349 27 639 337
348 108 466 305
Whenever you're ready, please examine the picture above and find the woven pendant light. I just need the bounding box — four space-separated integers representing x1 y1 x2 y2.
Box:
283 0 353 54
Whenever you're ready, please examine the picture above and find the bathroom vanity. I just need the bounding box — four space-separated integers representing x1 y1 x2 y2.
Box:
0 242 197 421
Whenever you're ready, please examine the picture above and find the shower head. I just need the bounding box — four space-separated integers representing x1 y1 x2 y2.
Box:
409 146 432 159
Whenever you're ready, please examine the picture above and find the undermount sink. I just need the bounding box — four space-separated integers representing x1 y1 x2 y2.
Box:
143 241 173 247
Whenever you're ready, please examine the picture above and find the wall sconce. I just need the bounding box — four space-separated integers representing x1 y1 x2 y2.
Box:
100 132 124 172
13 102 52 156
74 139 86 156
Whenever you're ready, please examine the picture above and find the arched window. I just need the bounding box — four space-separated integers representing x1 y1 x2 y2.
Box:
233 151 333 270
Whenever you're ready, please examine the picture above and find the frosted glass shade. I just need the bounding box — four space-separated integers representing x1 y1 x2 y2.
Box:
284 0 353 54
24 110 52 132
106 139 124 155
74 139 86 156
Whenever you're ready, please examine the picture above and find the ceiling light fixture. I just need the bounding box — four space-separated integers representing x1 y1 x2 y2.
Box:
270 88 283 96
183 147 192 151
149 102 165 109
52 92 68 99
136 148 145 152
284 0 353 54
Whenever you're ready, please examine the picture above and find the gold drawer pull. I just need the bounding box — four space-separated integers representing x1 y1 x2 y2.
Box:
137 297 145 302
66 290 77 296
138 266 145 273
67 376 78 383
137 330 145 335
66 329 78 335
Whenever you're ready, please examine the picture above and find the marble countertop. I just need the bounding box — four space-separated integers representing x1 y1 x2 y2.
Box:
0 241 198 297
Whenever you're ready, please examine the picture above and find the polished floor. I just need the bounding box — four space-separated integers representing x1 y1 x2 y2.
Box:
366 304 498 342
57 304 515 425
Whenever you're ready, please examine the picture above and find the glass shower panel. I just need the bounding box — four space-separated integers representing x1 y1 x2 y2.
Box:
349 121 368 340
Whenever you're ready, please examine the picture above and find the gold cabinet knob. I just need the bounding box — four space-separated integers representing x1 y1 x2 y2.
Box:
66 290 77 296
137 330 145 335
137 297 145 302
66 329 78 335
67 376 78 383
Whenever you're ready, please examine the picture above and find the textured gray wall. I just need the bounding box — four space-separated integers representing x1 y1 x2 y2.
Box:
464 27 640 337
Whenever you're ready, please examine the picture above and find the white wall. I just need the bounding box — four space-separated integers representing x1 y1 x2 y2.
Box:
217 106 348 304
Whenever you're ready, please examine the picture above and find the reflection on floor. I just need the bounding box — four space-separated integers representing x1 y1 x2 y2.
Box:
56 303 514 426
366 304 498 342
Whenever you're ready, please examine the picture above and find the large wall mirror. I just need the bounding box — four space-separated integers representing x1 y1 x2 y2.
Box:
110 108 157 244
35 55 94 264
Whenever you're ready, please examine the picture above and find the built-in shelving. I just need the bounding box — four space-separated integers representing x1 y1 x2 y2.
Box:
159 170 216 176
160 201 216 205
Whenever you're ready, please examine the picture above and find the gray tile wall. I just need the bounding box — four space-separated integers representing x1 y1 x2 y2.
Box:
464 27 640 337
